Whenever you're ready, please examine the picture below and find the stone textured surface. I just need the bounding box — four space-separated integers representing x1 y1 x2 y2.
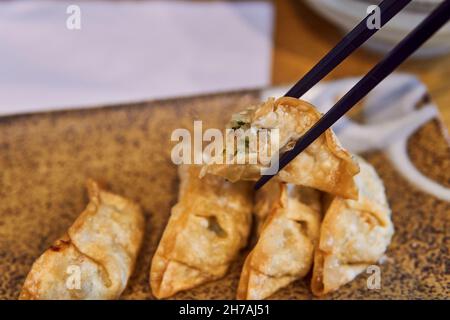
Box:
0 91 448 300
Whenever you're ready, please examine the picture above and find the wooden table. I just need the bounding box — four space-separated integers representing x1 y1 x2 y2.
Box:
273 0 450 132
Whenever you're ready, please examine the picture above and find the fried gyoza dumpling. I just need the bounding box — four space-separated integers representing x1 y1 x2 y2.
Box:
237 181 322 300
20 180 145 300
201 97 359 199
311 157 394 296
150 165 253 299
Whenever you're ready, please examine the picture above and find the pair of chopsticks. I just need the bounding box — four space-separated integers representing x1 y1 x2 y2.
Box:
255 0 450 190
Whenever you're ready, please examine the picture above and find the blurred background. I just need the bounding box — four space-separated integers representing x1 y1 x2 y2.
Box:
271 0 450 198
0 0 449 130
274 0 450 131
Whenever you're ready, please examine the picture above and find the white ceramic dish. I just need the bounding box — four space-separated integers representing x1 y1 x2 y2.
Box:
305 0 450 58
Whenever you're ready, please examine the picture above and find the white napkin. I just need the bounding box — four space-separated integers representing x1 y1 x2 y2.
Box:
0 0 273 116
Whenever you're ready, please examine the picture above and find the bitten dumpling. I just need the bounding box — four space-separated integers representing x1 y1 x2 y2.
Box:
237 181 322 300
20 180 145 300
311 157 394 296
150 165 253 299
201 97 359 199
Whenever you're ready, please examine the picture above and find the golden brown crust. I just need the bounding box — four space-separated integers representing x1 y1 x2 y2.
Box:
237 182 322 300
311 157 394 296
252 179 283 234
202 97 359 199
150 165 253 299
19 180 145 300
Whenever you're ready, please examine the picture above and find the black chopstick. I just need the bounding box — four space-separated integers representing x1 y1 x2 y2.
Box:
255 0 450 190
285 0 412 99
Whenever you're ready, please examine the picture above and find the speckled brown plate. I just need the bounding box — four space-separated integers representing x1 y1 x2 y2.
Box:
0 90 448 300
